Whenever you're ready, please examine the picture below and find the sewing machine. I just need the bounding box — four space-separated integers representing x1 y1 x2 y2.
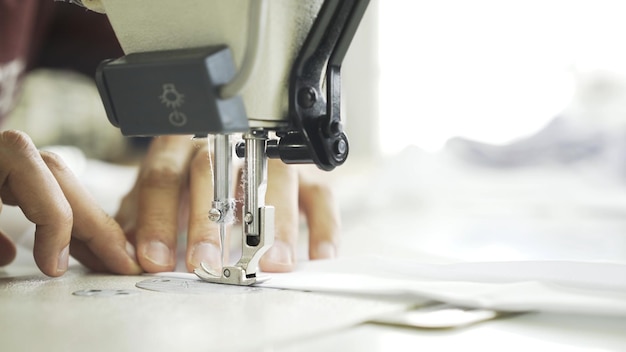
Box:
94 0 370 285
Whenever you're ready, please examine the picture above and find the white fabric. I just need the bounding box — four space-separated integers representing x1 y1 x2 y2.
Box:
159 256 626 317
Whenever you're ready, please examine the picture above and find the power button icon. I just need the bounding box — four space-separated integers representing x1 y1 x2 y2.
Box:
168 111 187 126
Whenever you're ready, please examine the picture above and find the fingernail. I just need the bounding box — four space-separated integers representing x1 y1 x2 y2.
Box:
315 242 337 259
190 242 221 271
57 244 69 273
144 241 173 267
126 242 137 262
125 242 137 260
264 241 293 266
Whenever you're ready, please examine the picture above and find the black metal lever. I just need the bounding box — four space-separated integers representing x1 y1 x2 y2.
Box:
278 0 370 171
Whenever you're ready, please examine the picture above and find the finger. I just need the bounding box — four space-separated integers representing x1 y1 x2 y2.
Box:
134 136 195 272
0 190 17 266
0 187 18 204
186 144 223 273
40 151 141 274
114 188 138 241
0 199 19 266
298 166 340 260
260 159 299 272
68 238 108 273
0 228 17 267
0 130 71 276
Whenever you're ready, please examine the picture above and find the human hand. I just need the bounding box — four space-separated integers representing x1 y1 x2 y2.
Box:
259 159 340 272
115 135 340 273
0 130 141 276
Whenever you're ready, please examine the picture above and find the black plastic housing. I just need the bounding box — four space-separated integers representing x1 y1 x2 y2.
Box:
96 46 249 137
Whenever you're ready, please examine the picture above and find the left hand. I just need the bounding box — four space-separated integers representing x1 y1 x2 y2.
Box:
0 130 141 276
115 135 340 273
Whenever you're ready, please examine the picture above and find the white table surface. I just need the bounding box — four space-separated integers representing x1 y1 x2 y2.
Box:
2 149 626 351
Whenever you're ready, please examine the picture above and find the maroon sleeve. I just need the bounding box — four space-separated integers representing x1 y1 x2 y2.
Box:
0 1 120 124
0 0 54 124
33 3 123 78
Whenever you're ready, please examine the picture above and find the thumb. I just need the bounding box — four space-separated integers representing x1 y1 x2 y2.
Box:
0 229 17 267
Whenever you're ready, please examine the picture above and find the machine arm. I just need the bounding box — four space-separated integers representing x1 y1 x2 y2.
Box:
269 0 371 171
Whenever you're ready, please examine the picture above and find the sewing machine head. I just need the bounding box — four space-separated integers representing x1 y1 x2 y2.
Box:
94 0 370 285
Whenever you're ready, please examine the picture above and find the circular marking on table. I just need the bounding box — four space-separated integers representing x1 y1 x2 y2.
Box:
136 277 264 294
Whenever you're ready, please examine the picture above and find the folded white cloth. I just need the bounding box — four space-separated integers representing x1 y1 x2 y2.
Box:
154 256 626 317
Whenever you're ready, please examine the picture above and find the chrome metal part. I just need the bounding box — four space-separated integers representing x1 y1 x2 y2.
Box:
196 131 275 286
209 134 236 264
208 208 222 222
243 130 268 237
195 207 274 285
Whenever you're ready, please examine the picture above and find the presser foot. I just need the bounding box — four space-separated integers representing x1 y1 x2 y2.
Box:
195 206 275 286
194 262 270 286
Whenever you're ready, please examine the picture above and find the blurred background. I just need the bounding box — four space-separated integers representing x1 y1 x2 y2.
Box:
342 0 626 156
342 0 626 264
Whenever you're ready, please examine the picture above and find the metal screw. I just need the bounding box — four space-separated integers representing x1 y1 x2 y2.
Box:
330 120 343 136
297 87 317 108
244 212 254 224
223 268 231 278
235 141 246 158
333 139 347 156
208 208 222 222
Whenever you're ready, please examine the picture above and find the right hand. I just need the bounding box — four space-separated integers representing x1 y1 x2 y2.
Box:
112 136 341 274
0 130 141 276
